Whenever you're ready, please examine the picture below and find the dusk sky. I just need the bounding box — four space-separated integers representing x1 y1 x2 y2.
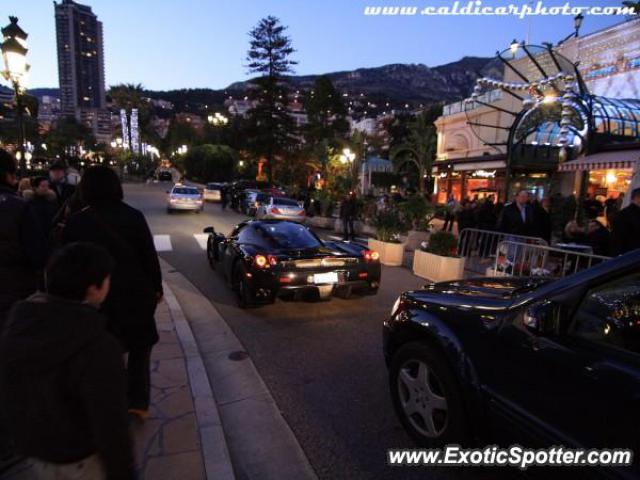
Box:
7 0 626 91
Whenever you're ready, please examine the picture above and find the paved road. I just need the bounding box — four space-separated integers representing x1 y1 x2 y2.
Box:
125 182 505 480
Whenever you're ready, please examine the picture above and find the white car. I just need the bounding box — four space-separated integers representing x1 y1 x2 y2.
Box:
255 196 306 222
167 185 204 213
203 183 223 202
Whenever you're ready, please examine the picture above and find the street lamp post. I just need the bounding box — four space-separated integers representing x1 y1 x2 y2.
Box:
1 16 30 175
340 147 357 190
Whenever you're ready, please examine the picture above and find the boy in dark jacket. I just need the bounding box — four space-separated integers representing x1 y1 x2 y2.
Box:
0 242 135 480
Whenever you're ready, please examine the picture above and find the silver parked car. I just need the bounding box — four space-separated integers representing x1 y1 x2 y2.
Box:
167 185 204 213
255 196 306 222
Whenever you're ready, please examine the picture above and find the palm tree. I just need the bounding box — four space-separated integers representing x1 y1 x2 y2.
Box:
390 112 437 192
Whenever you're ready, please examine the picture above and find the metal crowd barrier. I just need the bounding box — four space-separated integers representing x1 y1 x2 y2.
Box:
492 241 610 279
458 229 549 276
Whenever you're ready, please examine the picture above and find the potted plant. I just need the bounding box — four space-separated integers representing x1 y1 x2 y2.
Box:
368 209 407 266
399 195 438 251
307 191 335 229
412 231 465 282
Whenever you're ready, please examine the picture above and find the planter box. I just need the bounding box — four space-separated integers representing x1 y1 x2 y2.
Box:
369 238 406 267
306 216 334 229
412 250 465 282
405 230 431 252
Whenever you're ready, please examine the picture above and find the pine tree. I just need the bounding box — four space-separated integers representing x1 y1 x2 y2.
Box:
246 16 297 182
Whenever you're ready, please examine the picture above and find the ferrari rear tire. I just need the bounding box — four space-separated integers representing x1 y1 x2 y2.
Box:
234 263 255 309
207 242 216 270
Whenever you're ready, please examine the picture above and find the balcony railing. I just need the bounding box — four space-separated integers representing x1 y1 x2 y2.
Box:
442 89 503 116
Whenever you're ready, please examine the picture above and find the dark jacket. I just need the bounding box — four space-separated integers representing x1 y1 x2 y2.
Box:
530 202 552 244
0 185 47 323
497 202 534 237
63 202 162 349
0 293 134 480
610 203 640 256
585 220 611 257
24 189 59 234
341 197 358 219
50 179 76 210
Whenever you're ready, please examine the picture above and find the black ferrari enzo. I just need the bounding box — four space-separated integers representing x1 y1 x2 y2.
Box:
203 220 381 307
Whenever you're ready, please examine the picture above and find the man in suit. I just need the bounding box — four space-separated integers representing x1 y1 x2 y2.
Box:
610 187 640 256
497 190 534 237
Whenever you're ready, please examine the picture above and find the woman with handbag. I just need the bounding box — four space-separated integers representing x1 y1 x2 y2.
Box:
63 166 163 421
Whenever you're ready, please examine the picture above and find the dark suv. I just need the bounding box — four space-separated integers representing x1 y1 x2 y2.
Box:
384 250 640 479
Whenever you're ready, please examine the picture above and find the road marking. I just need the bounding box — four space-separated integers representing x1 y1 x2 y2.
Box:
154 234 173 252
193 233 209 250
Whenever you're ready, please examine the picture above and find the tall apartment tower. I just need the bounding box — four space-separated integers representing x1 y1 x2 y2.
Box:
54 0 111 141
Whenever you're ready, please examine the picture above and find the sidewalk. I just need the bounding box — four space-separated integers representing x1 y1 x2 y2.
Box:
2 287 233 480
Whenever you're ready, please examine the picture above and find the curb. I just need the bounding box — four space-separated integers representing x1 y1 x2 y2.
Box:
162 281 236 480
161 260 318 480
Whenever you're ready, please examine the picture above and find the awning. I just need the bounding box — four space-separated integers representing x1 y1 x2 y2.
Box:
558 150 640 172
432 159 506 173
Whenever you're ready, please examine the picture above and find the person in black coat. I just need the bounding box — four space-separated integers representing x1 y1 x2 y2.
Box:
341 192 358 240
530 198 552 244
24 176 59 235
48 161 76 210
63 166 163 419
497 190 534 237
0 243 135 479
0 150 47 327
610 187 640 256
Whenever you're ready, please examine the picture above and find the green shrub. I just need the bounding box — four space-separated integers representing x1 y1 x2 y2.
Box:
423 231 458 257
184 144 237 182
400 194 437 231
373 209 408 243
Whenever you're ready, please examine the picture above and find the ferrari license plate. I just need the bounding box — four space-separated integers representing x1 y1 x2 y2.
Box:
314 272 339 284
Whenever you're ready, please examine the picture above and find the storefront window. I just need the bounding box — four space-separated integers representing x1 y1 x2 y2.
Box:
588 169 632 199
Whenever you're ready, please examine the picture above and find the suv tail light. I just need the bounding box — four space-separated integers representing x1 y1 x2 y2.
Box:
363 250 380 262
271 207 282 215
254 254 278 268
297 209 306 216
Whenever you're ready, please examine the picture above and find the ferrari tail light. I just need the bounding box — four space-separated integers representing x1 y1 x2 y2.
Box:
254 254 278 268
271 207 282 215
364 250 380 262
254 255 268 268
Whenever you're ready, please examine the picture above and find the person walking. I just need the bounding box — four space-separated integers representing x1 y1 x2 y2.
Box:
220 184 228 211
62 166 163 420
24 177 59 235
48 161 76 210
0 243 135 480
610 187 640 256
341 191 358 241
442 195 455 232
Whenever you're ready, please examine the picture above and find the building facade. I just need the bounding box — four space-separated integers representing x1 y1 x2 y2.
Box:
54 0 111 142
434 18 640 204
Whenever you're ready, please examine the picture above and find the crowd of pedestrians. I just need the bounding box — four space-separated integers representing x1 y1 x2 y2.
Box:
442 187 640 257
0 149 162 479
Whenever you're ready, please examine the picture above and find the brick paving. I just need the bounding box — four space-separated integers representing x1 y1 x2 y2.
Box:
2 300 206 480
